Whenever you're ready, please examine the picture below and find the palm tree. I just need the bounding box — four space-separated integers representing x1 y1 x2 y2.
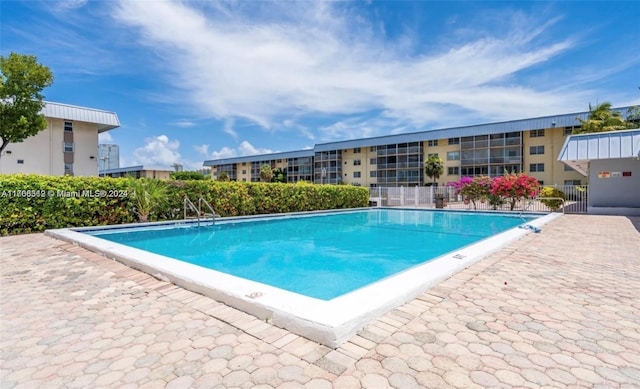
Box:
575 102 628 134
424 155 444 186
129 178 168 222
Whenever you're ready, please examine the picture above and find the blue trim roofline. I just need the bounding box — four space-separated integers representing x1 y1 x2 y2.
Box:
204 149 314 166
203 106 634 166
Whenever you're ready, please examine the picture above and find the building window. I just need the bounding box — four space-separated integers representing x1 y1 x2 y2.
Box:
564 127 574 135
530 163 544 172
63 142 74 152
564 164 574 171
353 159 361 166
529 145 545 155
242 162 246 166
428 153 439 158
427 140 438 147
64 163 74 175
370 158 376 165
448 167 459 175
242 170 246 174
564 180 581 185
447 151 460 161
530 129 545 138
370 171 377 177
64 121 73 132
17 159 24 164
448 137 460 145
370 146 376 152
353 171 361 178
353 147 361 153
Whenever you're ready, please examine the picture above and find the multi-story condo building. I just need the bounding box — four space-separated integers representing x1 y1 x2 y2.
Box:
98 144 120 172
0 102 120 176
204 107 633 187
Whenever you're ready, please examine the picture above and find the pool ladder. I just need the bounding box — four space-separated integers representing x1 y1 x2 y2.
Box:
184 196 218 226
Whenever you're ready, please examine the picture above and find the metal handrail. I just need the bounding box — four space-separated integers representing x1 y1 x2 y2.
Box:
536 196 566 214
198 198 216 224
184 196 200 222
521 196 566 216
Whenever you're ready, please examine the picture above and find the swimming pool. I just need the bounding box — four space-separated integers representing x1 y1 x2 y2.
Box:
47 208 560 347
87 209 536 300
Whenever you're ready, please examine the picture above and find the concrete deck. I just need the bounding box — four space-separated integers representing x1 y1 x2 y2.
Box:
1 214 639 388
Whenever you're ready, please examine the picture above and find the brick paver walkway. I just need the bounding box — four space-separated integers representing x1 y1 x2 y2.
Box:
1 214 639 388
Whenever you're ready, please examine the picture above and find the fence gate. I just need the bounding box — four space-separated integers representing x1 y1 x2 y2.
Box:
553 185 588 214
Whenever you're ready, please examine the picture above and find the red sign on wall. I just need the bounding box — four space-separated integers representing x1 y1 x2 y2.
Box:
622 171 632 177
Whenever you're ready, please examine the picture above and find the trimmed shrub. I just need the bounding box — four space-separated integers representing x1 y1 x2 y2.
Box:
539 187 567 211
0 174 369 235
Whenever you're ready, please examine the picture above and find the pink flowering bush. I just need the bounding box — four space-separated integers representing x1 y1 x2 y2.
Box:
490 173 540 210
453 173 539 210
453 176 491 209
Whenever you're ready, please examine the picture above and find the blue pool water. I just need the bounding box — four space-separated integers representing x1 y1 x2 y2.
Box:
88 209 537 300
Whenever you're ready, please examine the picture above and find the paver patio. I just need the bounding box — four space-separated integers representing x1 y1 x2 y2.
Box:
1 214 639 388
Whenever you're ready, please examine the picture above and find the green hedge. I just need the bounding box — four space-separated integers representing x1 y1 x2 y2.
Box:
0 174 370 235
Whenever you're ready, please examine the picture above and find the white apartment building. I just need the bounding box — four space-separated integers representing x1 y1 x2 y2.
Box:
0 102 120 176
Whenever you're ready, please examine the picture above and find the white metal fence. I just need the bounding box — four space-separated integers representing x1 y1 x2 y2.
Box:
369 185 588 214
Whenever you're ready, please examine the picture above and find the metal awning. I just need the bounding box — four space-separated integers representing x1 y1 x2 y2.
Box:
557 129 640 176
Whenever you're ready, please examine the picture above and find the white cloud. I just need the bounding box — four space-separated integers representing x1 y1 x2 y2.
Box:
211 146 237 160
131 134 181 168
112 1 630 133
238 141 274 156
173 120 197 128
58 0 88 9
98 132 113 143
223 118 238 140
193 144 210 156
210 140 275 160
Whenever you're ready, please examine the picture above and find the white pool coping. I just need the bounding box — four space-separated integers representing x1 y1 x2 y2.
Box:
46 209 561 348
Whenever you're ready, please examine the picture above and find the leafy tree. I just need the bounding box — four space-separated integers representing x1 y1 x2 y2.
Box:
128 178 168 222
271 167 286 183
0 52 54 157
424 155 444 185
260 164 273 182
217 172 230 181
170 171 209 180
574 102 629 134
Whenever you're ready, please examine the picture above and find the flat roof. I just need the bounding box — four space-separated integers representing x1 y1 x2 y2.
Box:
43 101 120 132
558 129 640 175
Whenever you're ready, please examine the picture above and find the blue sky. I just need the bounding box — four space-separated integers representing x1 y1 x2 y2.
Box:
2 1 639 170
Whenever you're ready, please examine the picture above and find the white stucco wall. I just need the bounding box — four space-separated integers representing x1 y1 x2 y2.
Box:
588 158 640 214
73 121 100 176
0 118 100 176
